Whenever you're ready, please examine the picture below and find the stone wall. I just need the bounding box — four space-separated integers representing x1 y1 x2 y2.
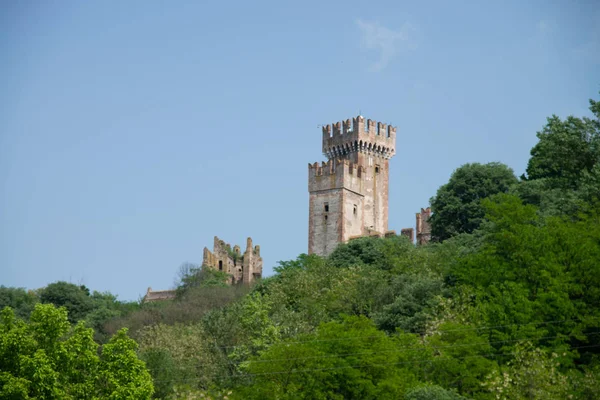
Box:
143 287 176 303
202 236 262 284
401 228 415 242
416 207 432 245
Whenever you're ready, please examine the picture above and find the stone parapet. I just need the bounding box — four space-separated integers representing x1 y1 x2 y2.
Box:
321 115 396 160
308 159 365 194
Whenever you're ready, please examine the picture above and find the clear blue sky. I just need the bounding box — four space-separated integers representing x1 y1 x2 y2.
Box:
1 1 599 301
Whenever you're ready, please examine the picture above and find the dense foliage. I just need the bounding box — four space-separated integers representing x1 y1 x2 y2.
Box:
429 162 518 241
1 93 599 399
0 304 153 399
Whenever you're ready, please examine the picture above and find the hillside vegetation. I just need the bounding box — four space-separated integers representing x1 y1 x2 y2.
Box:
2 94 599 399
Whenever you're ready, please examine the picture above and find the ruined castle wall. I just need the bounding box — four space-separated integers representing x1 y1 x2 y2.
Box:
252 249 263 281
416 208 432 245
203 236 261 284
401 228 415 242
242 239 263 284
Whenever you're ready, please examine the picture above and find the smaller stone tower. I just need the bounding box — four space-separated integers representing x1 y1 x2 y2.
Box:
416 208 432 245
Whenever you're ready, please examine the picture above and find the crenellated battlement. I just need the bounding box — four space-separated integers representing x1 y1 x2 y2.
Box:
308 159 365 179
321 115 396 160
308 159 365 194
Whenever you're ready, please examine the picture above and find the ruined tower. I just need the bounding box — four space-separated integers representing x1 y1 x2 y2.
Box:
416 208 432 245
308 116 396 256
202 236 263 284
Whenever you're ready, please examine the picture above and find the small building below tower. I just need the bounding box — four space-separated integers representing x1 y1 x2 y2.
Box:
143 287 176 303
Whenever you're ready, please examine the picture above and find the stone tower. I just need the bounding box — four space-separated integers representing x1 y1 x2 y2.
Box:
416 208 432 245
308 116 396 256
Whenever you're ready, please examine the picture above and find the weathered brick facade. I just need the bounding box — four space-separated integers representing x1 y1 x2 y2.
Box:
308 115 397 256
202 236 262 284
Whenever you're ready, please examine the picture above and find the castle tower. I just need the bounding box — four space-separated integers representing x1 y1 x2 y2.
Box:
308 116 396 256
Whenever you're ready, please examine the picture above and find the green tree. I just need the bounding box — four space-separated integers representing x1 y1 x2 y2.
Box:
373 272 444 334
429 162 518 241
228 292 281 367
509 177 584 218
39 281 94 323
97 328 154 399
328 235 416 272
514 93 600 218
424 322 497 397
482 342 571 400
524 96 600 188
0 286 39 320
451 194 600 357
259 254 394 336
138 323 220 398
175 263 231 297
239 316 421 399
404 384 467 400
0 303 153 399
86 291 140 343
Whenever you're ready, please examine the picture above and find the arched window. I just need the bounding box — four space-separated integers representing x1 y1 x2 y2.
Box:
219 260 223 271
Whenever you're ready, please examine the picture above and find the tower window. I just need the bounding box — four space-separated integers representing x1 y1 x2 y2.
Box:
324 215 328 221
353 205 357 215
375 165 380 174
324 203 329 212
218 260 223 271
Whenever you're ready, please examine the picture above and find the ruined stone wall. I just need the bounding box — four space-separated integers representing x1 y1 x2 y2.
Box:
242 237 262 284
144 287 176 303
401 228 415 242
202 236 262 284
416 208 432 245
